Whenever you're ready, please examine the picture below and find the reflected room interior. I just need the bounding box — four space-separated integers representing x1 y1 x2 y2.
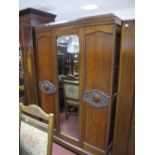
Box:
19 46 26 103
57 35 80 139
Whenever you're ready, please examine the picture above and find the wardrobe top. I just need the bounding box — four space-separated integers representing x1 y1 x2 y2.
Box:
35 13 122 32
19 8 56 18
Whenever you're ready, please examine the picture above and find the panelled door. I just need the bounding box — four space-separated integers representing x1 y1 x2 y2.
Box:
82 25 115 154
35 31 58 116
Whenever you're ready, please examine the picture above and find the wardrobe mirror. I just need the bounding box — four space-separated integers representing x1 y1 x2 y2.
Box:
57 35 80 139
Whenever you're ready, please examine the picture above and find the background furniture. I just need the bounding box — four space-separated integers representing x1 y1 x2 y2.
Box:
57 43 68 75
62 76 79 118
19 103 54 155
19 8 56 105
35 14 121 155
112 20 135 155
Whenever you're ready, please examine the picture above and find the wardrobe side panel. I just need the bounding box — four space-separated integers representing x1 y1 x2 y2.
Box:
112 20 135 155
19 16 38 105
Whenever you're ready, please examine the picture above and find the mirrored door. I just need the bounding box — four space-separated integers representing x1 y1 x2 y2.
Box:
57 34 80 139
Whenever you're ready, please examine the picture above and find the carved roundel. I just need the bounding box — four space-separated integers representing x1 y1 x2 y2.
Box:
83 89 109 108
39 80 56 95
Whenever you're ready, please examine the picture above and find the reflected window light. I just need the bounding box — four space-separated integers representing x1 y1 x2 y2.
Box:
66 36 69 40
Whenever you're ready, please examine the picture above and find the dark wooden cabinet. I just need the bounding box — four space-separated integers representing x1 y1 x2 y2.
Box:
19 8 56 105
35 14 121 155
112 20 135 155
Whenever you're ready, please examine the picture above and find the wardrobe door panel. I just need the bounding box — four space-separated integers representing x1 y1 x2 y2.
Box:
35 32 57 114
83 25 114 152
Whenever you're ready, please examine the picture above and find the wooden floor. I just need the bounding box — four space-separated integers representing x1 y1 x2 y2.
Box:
52 143 76 155
60 112 79 139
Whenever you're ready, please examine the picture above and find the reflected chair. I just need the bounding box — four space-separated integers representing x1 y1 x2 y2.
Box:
62 75 79 118
19 103 54 155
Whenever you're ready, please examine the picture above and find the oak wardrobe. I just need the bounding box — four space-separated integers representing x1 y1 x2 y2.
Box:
35 14 121 155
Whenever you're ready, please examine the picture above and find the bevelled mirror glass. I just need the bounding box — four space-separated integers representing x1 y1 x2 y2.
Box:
57 35 80 139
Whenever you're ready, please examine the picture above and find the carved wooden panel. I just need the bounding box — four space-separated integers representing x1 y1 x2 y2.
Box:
83 89 109 108
39 80 56 95
83 26 114 152
21 104 49 120
35 32 57 114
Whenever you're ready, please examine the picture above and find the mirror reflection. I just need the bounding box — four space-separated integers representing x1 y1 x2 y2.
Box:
57 35 80 139
19 46 26 103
